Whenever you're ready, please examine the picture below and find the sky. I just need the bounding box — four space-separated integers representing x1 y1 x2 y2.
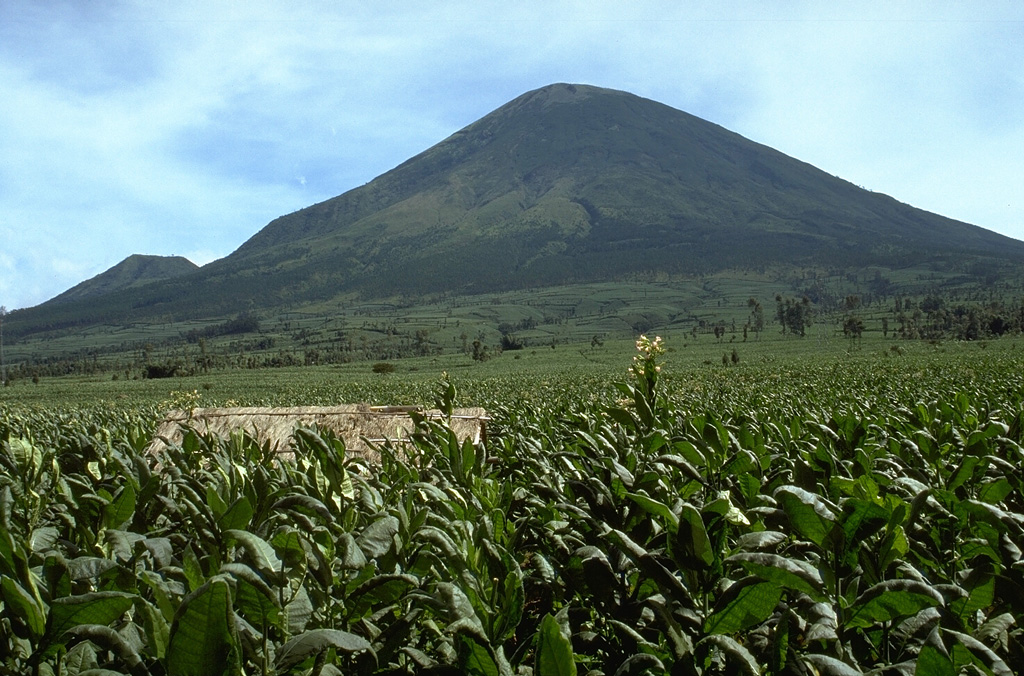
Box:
2 1 1023 310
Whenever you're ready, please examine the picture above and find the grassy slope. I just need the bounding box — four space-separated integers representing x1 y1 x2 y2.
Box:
6 258 1023 377
46 255 199 305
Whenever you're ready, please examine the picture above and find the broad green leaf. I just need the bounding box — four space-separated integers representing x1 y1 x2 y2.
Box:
674 503 714 569
140 537 174 569
573 546 619 607
205 485 227 519
978 478 1013 505
613 653 664 675
63 625 144 673
63 641 99 675
224 529 282 579
285 585 314 634
737 472 761 503
337 532 368 569
101 529 143 563
459 635 502 676
725 552 824 599
839 498 888 544
536 613 576 676
0 528 19 577
959 499 1014 534
337 467 356 500
704 577 782 635
49 591 134 641
950 570 994 621
633 385 655 428
140 600 170 661
356 515 399 559
30 527 60 554
606 407 638 430
694 635 759 676
734 530 787 551
916 644 956 676
601 529 649 561
182 545 205 592
43 552 72 599
878 525 909 572
493 568 525 643
947 456 982 492
846 580 944 629
704 490 749 525
348 574 418 618
976 612 1015 645
220 563 280 631
276 628 373 670
802 653 863 675
437 581 483 629
945 629 1014 676
774 486 837 548
166 577 238 676
217 496 253 531
140 570 177 622
625 492 678 532
271 494 334 524
664 443 707 472
270 528 307 568
9 438 42 479
637 552 695 607
66 556 118 581
2 576 47 640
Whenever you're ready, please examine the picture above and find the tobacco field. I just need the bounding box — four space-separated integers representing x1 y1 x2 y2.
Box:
2 340 1024 675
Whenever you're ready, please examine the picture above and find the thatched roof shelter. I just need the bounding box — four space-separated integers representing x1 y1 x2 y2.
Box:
148 405 488 462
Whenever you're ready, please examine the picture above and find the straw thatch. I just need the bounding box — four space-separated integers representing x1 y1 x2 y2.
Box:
148 405 488 462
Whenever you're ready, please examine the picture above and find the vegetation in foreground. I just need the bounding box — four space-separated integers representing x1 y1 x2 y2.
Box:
1 341 1023 674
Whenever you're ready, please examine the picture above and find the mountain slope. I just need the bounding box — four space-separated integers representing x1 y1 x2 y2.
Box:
48 255 199 304
9 83 1024 337
206 83 1024 297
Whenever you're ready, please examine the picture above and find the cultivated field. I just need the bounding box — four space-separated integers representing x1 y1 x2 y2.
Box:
1 336 1022 674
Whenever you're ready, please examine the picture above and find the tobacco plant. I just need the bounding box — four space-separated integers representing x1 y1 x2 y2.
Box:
1 347 1023 674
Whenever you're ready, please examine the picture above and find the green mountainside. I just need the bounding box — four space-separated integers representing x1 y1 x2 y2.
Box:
47 255 199 305
8 83 1024 341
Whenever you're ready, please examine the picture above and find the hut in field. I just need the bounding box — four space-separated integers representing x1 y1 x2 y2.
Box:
147 404 488 462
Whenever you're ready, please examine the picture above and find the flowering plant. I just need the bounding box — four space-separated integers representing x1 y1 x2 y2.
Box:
629 334 664 403
611 335 668 430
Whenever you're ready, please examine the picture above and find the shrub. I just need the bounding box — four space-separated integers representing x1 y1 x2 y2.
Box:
372 361 396 374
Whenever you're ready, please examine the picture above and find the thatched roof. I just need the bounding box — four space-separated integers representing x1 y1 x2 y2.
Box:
147 405 488 462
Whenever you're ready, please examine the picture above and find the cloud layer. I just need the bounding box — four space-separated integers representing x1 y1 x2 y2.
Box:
2 1 1022 309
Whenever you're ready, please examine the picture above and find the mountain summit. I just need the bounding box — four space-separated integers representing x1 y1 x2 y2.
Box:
210 82 1023 298
48 255 198 305
13 83 1024 334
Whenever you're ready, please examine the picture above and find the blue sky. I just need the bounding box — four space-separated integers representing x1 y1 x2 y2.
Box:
2 1 1022 309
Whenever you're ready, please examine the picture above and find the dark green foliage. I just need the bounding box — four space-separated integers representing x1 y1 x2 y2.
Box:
46 254 199 306
2 347 1024 673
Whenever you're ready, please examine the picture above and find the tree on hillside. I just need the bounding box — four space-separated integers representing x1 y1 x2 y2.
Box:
843 315 865 341
747 298 764 340
776 295 813 336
